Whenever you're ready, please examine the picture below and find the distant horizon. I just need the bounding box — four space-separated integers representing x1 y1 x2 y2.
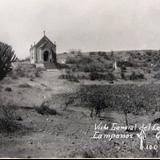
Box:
18 48 160 60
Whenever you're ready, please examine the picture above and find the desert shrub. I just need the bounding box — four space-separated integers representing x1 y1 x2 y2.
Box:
69 49 82 55
89 72 105 81
113 95 134 127
14 67 25 77
59 70 80 83
66 55 92 65
153 72 160 79
81 64 96 72
97 51 107 56
89 71 115 81
0 42 17 80
60 70 116 82
0 105 21 133
59 74 79 82
117 60 132 68
89 52 96 56
153 63 160 72
66 57 77 64
66 53 113 72
78 85 110 117
89 51 113 60
75 73 90 80
56 63 69 69
34 68 42 77
35 101 57 115
10 63 43 79
5 87 12 92
76 84 159 117
129 71 144 80
58 74 65 79
82 62 106 72
105 72 116 82
78 56 93 65
10 73 18 80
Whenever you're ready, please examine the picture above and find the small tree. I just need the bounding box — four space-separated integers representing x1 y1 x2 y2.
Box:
0 42 16 80
116 95 133 128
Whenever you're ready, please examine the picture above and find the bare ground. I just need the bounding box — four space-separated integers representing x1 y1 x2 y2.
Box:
0 69 160 158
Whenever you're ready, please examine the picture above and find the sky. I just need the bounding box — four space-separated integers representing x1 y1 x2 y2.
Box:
1 0 160 59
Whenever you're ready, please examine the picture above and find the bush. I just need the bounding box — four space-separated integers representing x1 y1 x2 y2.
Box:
0 105 21 133
106 72 116 82
76 84 158 117
34 68 42 77
76 73 90 80
89 71 116 81
153 63 160 72
35 101 57 115
129 71 145 80
5 87 12 92
66 55 92 65
10 63 43 79
58 71 80 83
66 57 77 64
89 72 105 81
153 72 160 79
56 63 69 69
14 67 25 77
82 62 106 72
89 52 96 56
0 42 17 80
78 86 109 117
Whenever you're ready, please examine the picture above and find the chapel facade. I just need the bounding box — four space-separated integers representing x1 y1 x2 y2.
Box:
30 32 57 68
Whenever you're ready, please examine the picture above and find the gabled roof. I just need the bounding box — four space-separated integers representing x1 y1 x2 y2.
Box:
32 35 56 49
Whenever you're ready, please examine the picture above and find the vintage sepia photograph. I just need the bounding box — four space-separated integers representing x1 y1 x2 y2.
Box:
1 0 160 158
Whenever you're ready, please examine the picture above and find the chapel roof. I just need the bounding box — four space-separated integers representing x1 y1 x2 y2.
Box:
30 34 56 50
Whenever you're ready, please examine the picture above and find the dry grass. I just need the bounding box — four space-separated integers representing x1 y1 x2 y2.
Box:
9 63 44 80
0 105 21 133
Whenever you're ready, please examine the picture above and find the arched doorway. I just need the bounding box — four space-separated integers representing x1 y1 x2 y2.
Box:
43 51 49 62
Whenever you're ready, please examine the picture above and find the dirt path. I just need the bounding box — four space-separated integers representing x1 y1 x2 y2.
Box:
0 70 78 107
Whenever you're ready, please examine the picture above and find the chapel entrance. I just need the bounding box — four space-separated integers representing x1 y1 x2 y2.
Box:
43 51 49 61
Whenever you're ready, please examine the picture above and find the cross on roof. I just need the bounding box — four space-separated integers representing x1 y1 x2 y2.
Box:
43 30 46 36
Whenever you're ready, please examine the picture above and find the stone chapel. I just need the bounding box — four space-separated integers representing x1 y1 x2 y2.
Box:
30 32 57 68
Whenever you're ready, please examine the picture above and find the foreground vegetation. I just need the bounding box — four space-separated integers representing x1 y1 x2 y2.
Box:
0 42 17 80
